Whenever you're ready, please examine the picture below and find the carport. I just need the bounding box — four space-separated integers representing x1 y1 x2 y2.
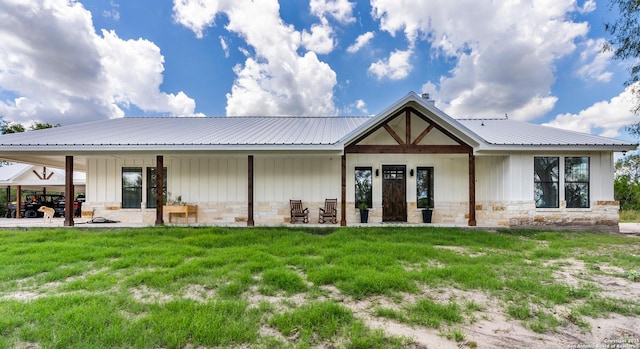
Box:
0 163 85 219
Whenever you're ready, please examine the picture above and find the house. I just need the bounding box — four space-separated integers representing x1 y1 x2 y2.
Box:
0 92 635 230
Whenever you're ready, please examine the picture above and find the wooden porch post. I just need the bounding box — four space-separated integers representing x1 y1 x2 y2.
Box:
64 156 74 227
16 185 21 219
5 186 10 218
155 155 164 226
341 154 346 226
468 153 477 226
248 155 254 227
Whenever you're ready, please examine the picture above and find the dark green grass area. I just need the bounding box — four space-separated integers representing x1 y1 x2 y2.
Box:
0 226 638 348
0 295 261 349
269 301 409 348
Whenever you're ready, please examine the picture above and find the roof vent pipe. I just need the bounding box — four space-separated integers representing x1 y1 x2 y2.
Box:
421 93 436 106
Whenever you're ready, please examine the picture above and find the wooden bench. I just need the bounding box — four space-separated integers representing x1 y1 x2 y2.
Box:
163 205 198 224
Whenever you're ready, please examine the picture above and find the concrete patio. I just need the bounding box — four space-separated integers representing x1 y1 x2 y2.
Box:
0 218 638 236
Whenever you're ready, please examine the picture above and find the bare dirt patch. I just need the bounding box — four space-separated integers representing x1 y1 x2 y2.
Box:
549 258 640 302
130 285 174 303
244 285 307 312
434 245 487 258
306 266 640 349
182 284 216 302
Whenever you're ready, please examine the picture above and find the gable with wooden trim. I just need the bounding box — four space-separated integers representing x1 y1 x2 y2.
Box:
340 103 478 226
345 106 473 154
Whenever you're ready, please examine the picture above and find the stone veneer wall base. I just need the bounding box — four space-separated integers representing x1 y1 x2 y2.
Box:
84 199 621 232
476 200 621 233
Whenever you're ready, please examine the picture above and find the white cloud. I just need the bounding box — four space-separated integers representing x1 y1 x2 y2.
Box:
302 20 335 55
579 0 596 14
309 0 355 24
0 0 197 126
238 46 251 57
103 1 120 21
420 82 438 102
172 0 221 39
341 98 368 114
103 9 120 21
371 0 592 120
544 84 638 137
219 36 230 57
368 49 413 80
576 38 613 83
351 99 368 113
174 0 338 116
98 30 197 116
347 31 375 53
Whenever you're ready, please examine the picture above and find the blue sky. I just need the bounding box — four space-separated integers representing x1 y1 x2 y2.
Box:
0 0 638 141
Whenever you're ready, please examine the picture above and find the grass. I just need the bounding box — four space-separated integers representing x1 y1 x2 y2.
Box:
268 301 409 348
0 226 638 348
619 209 640 222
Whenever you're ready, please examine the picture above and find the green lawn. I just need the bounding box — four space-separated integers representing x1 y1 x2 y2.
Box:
0 226 638 348
620 209 640 222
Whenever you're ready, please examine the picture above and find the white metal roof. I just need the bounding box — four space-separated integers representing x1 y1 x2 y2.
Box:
0 116 368 149
458 118 633 147
0 92 635 153
338 91 636 152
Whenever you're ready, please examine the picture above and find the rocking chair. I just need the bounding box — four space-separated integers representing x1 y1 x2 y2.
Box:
290 200 309 223
319 198 338 224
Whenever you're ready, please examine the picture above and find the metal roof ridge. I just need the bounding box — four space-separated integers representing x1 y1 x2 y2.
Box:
120 115 372 119
456 117 509 120
231 115 372 119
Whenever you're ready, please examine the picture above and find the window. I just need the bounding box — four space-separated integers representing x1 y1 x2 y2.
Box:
416 167 434 208
383 168 403 180
146 167 167 209
355 167 372 208
122 167 142 208
534 157 559 208
565 157 590 208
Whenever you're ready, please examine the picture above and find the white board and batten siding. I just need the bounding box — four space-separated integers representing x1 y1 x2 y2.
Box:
347 153 470 206
476 152 614 201
85 156 342 223
474 152 619 228
254 157 341 203
87 156 247 206
474 152 614 203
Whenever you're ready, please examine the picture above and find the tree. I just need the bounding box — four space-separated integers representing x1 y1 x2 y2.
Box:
614 154 640 210
0 119 60 166
0 121 25 134
0 120 59 134
30 122 60 130
604 0 640 132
